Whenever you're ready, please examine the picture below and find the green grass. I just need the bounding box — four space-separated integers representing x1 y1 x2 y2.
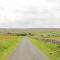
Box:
30 37 60 60
0 35 23 60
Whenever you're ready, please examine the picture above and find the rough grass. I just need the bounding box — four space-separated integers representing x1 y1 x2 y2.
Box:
0 35 23 60
30 37 60 60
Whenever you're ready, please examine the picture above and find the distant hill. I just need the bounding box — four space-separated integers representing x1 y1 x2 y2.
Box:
0 28 60 33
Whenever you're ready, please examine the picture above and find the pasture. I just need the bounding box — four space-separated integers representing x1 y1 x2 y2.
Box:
29 32 60 60
0 34 23 60
0 28 60 60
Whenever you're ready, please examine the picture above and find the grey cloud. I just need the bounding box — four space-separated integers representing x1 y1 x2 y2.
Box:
0 6 4 10
46 0 60 2
0 0 60 28
26 6 39 15
40 8 48 14
13 9 22 14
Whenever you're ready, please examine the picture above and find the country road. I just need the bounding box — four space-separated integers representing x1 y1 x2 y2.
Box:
9 37 49 60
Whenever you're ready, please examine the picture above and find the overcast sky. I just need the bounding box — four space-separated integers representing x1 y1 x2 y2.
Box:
0 0 60 28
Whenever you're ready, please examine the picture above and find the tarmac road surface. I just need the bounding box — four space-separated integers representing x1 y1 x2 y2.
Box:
9 37 49 60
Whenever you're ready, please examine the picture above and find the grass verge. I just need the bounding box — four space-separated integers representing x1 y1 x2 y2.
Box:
30 37 60 60
0 35 23 60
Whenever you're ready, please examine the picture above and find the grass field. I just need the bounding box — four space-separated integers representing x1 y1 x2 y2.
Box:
0 35 23 60
0 30 60 60
29 32 60 60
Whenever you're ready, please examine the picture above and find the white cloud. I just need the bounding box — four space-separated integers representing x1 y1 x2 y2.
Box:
0 0 60 28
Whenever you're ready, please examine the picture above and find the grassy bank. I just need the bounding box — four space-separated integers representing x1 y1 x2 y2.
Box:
0 35 23 60
30 37 60 60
